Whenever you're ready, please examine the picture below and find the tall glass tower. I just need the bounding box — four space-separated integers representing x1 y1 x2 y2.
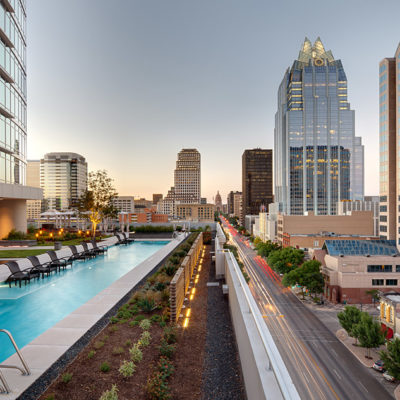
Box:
274 37 364 215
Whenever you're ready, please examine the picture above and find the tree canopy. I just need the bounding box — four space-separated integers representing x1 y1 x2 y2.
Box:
256 241 281 258
267 247 304 275
337 306 362 344
79 170 118 236
380 338 400 379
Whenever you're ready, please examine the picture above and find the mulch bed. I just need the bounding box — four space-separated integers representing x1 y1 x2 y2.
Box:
39 243 212 400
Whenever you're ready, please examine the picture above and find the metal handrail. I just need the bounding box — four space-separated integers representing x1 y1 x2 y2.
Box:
0 329 30 394
224 249 300 400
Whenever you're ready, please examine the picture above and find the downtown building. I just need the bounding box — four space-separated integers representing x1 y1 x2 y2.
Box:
0 2 42 238
274 37 364 216
241 149 273 225
161 148 201 217
379 44 400 244
40 152 87 211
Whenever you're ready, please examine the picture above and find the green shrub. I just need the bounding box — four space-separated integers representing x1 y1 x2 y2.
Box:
110 316 119 324
138 298 157 313
99 384 118 400
61 372 73 384
129 344 143 363
44 395 55 400
146 372 171 400
125 339 132 347
175 250 186 258
139 319 151 331
151 315 162 323
94 340 105 350
131 225 174 233
88 350 96 359
163 265 176 277
158 357 175 378
112 346 124 355
163 326 177 344
155 282 166 291
4 229 28 240
130 305 139 314
117 309 133 319
118 360 136 378
109 325 119 333
135 314 147 322
100 361 111 373
139 331 151 347
129 321 139 327
159 321 167 328
158 339 176 359
169 256 180 265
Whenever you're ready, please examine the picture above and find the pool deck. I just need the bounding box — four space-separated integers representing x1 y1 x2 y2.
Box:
0 235 184 399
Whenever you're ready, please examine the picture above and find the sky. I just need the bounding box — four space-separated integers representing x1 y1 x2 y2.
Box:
27 0 400 202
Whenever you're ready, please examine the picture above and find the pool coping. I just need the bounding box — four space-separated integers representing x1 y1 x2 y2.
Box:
0 234 187 399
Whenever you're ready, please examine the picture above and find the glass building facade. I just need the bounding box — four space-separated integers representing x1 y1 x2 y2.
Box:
40 153 87 211
0 0 27 185
275 38 364 215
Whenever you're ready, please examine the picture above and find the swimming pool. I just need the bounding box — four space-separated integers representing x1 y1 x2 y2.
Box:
0 241 168 363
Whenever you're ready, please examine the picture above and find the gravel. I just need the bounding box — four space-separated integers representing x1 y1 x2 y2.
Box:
201 244 246 400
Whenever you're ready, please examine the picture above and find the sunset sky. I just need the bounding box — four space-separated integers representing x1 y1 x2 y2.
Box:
27 0 400 202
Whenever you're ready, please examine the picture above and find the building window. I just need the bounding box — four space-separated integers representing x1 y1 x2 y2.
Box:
372 279 384 286
386 279 398 286
380 225 388 232
380 195 387 202
380 205 387 212
380 215 387 222
367 265 392 273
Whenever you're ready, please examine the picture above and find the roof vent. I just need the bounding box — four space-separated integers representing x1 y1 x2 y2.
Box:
366 254 370 257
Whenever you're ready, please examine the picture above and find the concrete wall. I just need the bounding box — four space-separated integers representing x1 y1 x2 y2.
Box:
0 199 27 239
129 222 216 231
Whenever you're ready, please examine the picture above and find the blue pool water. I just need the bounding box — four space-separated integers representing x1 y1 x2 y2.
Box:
0 241 168 363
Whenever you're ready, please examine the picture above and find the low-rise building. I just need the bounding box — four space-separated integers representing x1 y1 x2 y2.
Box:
379 292 400 339
113 196 135 213
277 210 376 246
175 204 215 222
320 239 400 304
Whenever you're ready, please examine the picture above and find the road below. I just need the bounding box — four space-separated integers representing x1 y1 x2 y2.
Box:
220 218 394 400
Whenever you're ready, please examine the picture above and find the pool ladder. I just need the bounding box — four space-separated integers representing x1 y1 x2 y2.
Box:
0 329 30 394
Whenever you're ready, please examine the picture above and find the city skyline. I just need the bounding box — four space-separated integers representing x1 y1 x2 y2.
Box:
26 1 400 201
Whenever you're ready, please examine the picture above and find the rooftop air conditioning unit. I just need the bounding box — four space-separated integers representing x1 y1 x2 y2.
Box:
366 254 370 257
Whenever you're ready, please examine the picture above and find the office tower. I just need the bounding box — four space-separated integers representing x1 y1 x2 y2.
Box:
242 149 273 224
379 47 399 241
227 191 241 215
215 190 222 211
275 37 364 216
233 192 242 219
26 160 42 220
0 2 42 238
174 148 201 203
40 152 87 211
153 193 163 205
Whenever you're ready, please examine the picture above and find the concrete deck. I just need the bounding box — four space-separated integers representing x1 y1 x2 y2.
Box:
0 234 184 399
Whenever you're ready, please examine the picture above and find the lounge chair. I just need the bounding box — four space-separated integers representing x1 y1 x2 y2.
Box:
115 234 127 245
121 232 135 244
68 245 91 260
5 261 40 287
92 241 108 254
47 250 73 270
27 256 57 278
81 242 97 258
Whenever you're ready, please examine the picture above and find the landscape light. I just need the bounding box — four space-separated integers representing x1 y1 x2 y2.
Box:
35 233 39 238
78 230 82 235
183 317 189 328
186 308 191 317
189 294 194 300
39 230 43 235
49 233 53 238
191 288 196 295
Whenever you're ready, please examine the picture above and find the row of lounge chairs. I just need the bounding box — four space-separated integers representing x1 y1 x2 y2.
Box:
115 233 135 245
4 241 108 288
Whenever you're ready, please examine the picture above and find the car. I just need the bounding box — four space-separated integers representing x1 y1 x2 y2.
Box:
372 360 385 372
383 371 395 382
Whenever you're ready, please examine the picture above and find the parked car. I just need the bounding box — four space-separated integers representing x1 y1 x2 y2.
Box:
372 360 385 372
383 371 395 382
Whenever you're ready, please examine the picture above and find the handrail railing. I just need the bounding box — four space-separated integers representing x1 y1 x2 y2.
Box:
225 250 300 400
0 329 30 394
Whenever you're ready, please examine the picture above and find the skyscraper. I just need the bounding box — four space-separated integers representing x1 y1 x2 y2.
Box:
0 2 42 238
379 44 400 242
275 37 364 215
242 149 273 224
161 148 201 216
40 152 87 211
26 160 42 220
174 149 201 204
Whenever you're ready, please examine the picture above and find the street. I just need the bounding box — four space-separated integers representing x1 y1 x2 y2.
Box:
220 218 394 400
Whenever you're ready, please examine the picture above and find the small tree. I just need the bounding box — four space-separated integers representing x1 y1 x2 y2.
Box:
380 338 400 379
267 247 304 275
79 170 118 237
337 306 362 345
352 312 385 358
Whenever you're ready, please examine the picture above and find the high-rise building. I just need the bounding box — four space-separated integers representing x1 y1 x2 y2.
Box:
233 192 242 219
40 152 87 211
215 190 222 212
0 2 42 238
227 191 241 215
379 46 399 242
26 160 42 220
161 148 201 216
174 148 201 204
242 149 273 224
275 37 364 216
